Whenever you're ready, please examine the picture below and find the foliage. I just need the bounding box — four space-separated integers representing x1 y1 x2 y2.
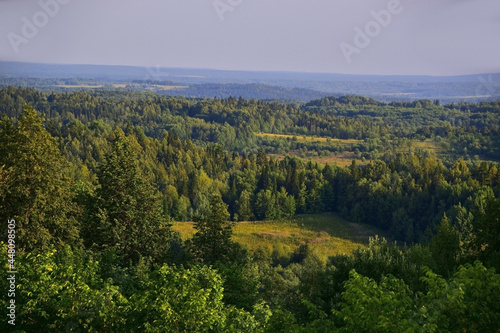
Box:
0 106 80 250
1 91 500 331
82 128 174 265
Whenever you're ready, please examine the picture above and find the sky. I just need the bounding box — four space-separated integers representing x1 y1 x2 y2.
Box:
0 0 499 76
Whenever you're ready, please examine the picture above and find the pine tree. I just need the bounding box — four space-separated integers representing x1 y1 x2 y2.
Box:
0 106 80 250
431 214 460 277
84 128 172 265
190 193 237 263
236 190 254 221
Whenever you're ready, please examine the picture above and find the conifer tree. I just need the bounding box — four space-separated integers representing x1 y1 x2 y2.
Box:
84 128 173 265
0 106 80 250
190 193 237 263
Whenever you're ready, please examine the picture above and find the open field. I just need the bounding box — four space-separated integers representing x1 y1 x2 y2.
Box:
306 151 364 167
55 84 104 88
409 140 442 152
269 151 365 167
172 213 388 259
256 132 366 166
258 132 451 166
150 84 189 91
255 132 362 145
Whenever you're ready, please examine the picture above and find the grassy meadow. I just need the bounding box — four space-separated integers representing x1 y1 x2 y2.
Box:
172 213 387 261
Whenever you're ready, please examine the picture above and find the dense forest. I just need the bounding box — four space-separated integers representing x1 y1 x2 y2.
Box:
1 87 500 331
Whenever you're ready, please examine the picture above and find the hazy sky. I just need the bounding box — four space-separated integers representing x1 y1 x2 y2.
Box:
0 0 499 76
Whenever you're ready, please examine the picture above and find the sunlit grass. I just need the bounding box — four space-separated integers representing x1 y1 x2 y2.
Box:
410 140 441 152
172 213 387 259
256 132 366 166
255 132 361 145
269 151 365 167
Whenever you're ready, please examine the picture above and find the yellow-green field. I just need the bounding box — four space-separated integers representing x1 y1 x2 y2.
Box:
255 132 361 145
409 140 441 152
269 151 364 167
172 213 387 260
148 84 188 91
257 132 366 166
55 84 104 88
257 133 448 166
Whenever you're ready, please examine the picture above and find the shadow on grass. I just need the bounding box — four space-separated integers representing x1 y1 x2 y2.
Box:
291 212 391 245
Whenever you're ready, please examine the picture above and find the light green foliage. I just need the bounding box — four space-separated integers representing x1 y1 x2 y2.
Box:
0 244 127 332
236 189 255 221
0 244 268 332
129 265 227 332
255 188 296 221
335 262 500 333
128 264 269 332
336 270 419 332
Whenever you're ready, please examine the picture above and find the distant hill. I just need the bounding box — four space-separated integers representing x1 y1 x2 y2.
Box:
1 61 499 103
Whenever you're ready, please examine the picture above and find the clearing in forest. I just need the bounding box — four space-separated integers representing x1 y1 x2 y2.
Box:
172 213 387 260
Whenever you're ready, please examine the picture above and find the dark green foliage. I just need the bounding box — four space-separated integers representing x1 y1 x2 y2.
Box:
0 106 80 251
215 260 260 311
189 193 242 264
431 214 461 277
83 128 174 265
472 197 500 271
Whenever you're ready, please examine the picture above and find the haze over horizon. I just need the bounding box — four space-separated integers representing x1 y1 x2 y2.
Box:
1 0 499 77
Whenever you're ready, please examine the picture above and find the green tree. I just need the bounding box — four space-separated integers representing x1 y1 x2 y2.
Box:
236 189 255 221
0 106 80 250
0 244 127 332
84 128 173 265
190 193 239 263
128 265 228 332
431 214 460 277
336 270 419 332
472 197 500 270
277 187 296 218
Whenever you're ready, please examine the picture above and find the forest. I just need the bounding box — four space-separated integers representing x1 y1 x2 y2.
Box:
1 86 500 332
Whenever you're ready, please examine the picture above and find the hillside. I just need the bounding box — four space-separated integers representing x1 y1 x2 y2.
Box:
1 88 499 331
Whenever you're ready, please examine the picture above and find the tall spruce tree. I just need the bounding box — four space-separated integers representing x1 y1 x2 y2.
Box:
190 193 238 263
84 128 173 265
0 106 80 250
